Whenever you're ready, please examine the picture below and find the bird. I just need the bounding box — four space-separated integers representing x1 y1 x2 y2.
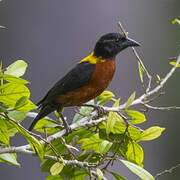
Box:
28 33 140 135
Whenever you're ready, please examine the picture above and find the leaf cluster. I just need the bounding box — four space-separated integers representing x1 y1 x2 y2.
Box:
0 60 165 180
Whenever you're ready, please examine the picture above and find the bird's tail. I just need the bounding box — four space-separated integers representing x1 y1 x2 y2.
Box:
28 104 55 131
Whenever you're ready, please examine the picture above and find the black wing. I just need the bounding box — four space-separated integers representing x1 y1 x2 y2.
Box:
38 61 95 106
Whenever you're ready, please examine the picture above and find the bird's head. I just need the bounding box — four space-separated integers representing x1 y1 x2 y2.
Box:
94 33 140 59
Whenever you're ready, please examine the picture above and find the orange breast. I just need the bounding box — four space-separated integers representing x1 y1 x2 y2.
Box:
58 59 116 106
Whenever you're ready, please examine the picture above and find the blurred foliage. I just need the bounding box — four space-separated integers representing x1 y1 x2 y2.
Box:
172 18 180 25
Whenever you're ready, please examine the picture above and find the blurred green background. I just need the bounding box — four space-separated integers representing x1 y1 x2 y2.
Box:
1 0 180 179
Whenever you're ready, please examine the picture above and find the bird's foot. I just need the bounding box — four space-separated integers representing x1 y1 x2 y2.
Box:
82 104 105 116
64 126 72 136
58 112 72 136
92 105 105 116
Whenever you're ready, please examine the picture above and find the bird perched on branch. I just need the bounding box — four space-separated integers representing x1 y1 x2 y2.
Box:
28 33 140 134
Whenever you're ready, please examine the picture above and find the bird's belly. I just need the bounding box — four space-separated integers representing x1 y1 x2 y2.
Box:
58 59 116 106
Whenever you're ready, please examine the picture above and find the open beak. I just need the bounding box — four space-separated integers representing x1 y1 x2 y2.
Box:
126 37 141 47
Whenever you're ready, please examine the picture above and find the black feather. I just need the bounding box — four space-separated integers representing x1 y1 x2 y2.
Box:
37 62 95 106
28 62 95 131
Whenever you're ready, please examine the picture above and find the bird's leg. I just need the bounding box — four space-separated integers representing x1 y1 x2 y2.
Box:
58 112 72 136
81 104 105 116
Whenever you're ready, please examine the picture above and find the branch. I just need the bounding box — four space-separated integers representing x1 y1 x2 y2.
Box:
142 103 180 111
0 116 107 153
1 52 180 153
118 21 152 93
1 113 61 158
1 54 179 156
0 146 107 180
59 136 78 159
155 163 180 179
105 54 180 111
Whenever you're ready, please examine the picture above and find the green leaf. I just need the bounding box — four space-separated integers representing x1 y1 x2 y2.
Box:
79 134 104 153
106 98 122 135
125 110 146 124
136 126 165 142
44 138 66 157
100 140 112 154
34 118 60 134
46 175 63 180
8 111 27 122
5 60 28 77
0 106 8 113
106 112 123 135
138 61 144 83
96 168 103 180
169 61 180 67
50 162 64 176
125 92 136 109
14 96 28 110
104 121 141 140
0 74 29 84
0 82 36 111
69 170 88 180
0 25 6 28
72 99 94 123
0 83 30 108
97 90 115 105
126 141 144 167
0 117 9 145
66 129 93 145
0 153 20 166
11 121 44 159
42 159 55 172
109 171 126 180
15 99 37 112
120 160 155 180
172 18 180 25
7 111 27 136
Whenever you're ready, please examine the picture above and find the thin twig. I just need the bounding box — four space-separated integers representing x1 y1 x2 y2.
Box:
117 21 152 93
2 113 61 158
142 103 180 110
104 54 180 112
154 163 180 179
59 137 77 159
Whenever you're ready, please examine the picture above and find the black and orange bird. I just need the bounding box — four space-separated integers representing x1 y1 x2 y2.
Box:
28 33 140 134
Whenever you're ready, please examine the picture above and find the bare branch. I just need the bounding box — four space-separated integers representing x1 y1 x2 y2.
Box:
142 103 180 111
118 21 152 93
59 136 77 159
0 147 97 168
155 163 180 179
0 146 107 179
104 54 180 112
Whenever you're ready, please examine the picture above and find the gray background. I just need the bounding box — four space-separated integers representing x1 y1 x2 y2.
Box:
1 0 180 179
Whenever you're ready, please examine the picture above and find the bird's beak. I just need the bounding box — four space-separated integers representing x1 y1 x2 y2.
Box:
126 37 141 47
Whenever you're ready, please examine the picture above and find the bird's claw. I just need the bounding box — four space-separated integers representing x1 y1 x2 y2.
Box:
92 105 105 116
81 104 105 116
64 126 72 136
